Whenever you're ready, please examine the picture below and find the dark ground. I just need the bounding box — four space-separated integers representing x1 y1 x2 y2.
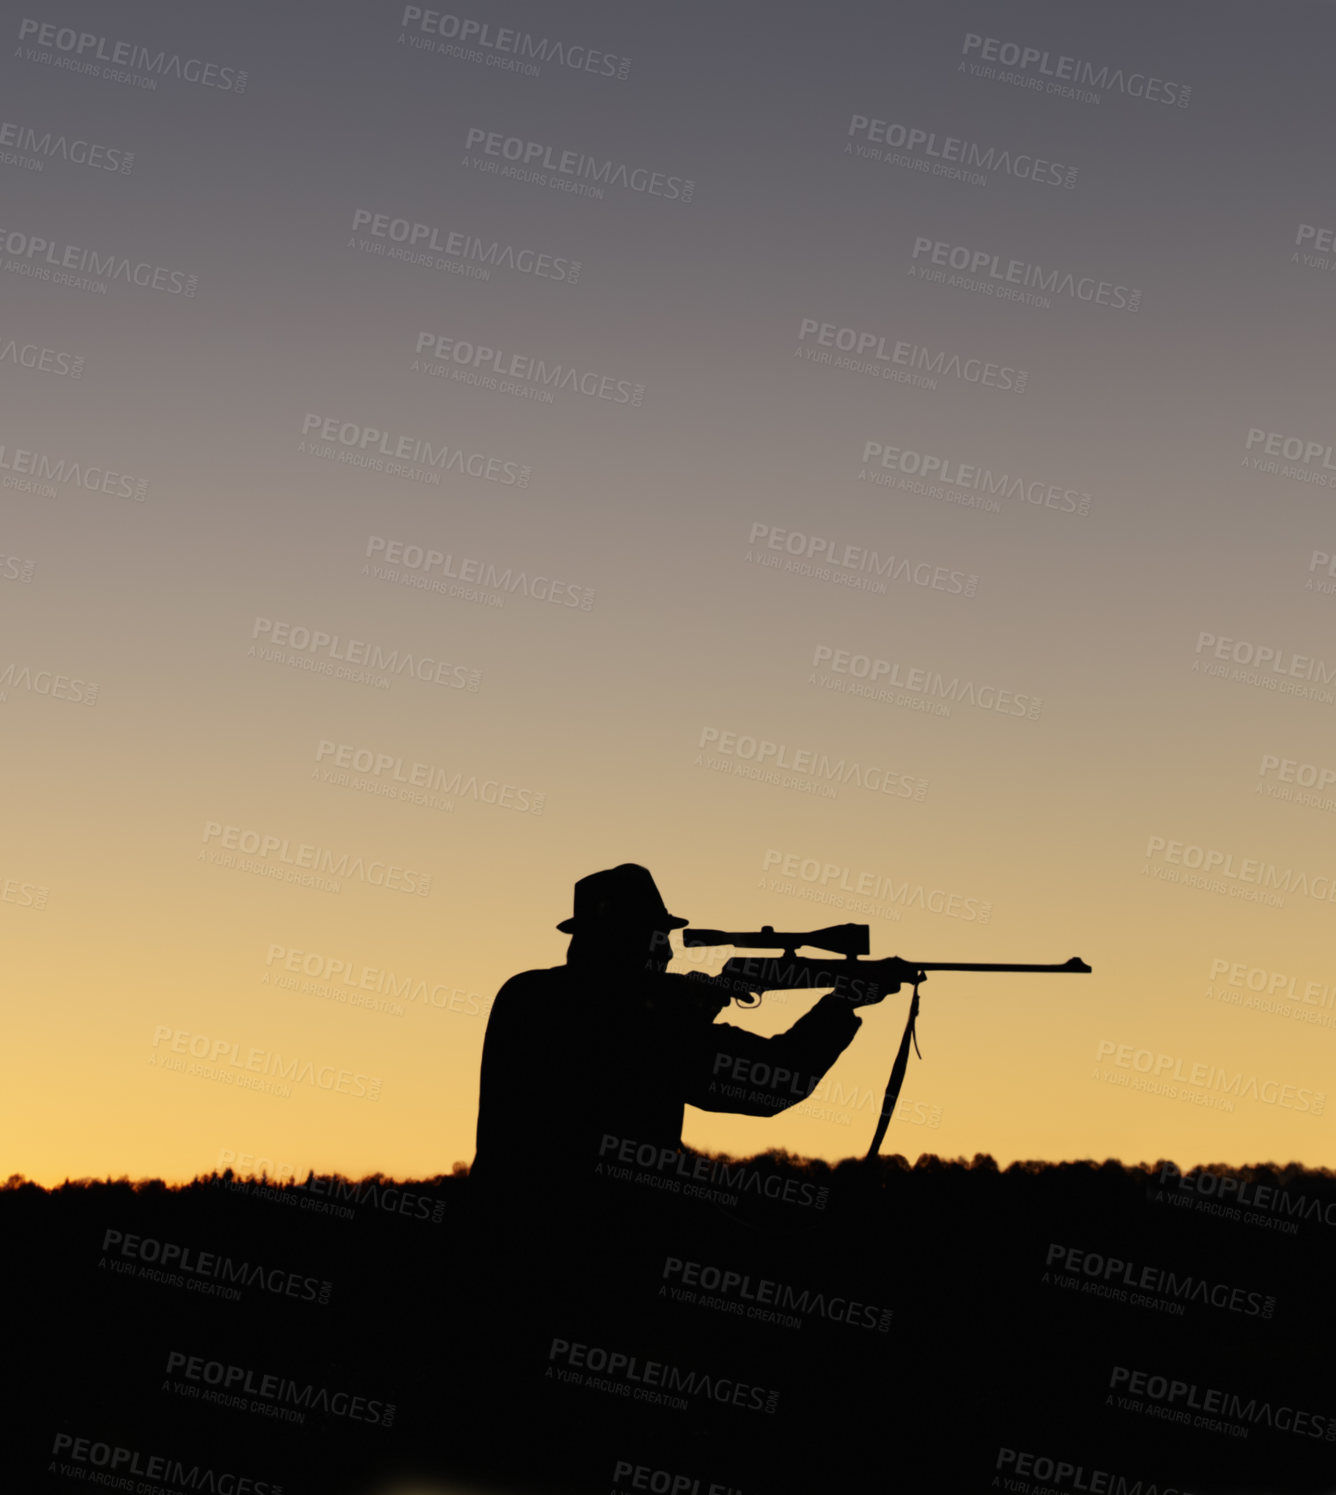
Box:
8 1152 1335 1495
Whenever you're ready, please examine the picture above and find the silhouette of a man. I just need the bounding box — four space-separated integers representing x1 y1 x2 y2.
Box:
471 864 895 1197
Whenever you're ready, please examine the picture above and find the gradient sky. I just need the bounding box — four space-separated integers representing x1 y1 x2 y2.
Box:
4 0 1334 1185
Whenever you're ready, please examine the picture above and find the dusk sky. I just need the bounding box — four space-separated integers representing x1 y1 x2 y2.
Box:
5 0 1335 1186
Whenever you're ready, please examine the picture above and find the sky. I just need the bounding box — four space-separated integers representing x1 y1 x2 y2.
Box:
4 0 1335 1185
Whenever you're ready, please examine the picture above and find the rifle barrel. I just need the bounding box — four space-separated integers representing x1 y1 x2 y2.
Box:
912 959 1091 973
700 954 1091 1001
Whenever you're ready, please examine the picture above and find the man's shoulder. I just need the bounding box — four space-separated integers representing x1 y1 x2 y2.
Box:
494 967 570 1006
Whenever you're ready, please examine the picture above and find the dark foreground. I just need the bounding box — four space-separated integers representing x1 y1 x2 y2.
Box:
9 1152 1336 1495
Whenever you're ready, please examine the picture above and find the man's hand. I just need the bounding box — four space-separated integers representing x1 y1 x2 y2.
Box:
835 961 926 1008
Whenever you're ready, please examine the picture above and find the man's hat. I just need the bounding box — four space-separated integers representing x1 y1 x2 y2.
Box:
556 864 689 934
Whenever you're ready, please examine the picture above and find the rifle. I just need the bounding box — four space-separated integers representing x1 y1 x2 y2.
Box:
681 924 1091 1160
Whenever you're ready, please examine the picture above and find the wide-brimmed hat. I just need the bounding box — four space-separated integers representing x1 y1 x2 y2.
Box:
556 863 688 934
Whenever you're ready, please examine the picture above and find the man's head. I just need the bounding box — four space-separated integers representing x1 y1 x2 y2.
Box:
557 864 686 971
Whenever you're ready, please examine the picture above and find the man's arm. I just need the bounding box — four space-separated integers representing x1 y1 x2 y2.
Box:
683 991 863 1116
